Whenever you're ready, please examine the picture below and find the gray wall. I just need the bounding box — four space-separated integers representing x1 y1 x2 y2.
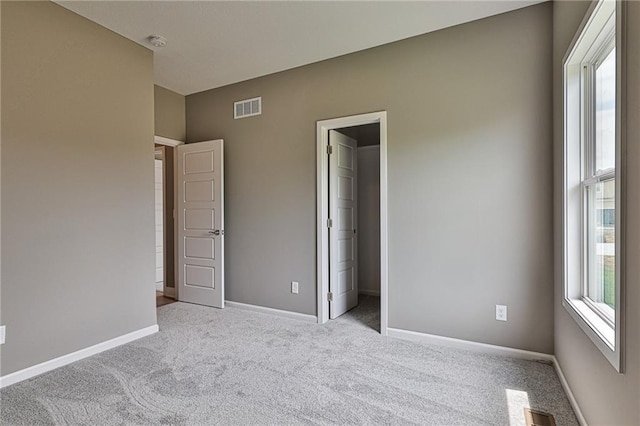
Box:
155 85 186 142
187 3 554 353
1 1 157 375
553 2 640 424
357 146 380 296
153 85 182 292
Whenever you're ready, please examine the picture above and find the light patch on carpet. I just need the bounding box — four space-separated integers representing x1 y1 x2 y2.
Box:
506 388 531 426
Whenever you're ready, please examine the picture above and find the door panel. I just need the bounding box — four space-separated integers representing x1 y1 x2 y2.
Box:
185 180 215 202
185 237 215 259
185 265 215 289
338 269 354 295
338 238 354 262
177 140 224 308
338 176 354 200
185 209 215 230
329 130 358 319
184 151 214 173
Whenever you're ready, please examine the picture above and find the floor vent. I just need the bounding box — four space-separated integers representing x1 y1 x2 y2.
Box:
524 408 556 426
234 97 261 119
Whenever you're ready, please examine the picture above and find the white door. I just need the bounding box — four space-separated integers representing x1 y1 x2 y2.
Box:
329 130 358 319
177 140 224 308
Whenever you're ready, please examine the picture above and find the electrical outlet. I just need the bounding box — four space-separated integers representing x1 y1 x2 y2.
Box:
291 281 299 294
496 305 507 322
0 326 6 344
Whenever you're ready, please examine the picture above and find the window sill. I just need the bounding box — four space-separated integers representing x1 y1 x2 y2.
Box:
563 297 619 370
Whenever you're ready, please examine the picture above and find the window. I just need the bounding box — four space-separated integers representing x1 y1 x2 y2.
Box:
564 0 623 372
585 41 616 323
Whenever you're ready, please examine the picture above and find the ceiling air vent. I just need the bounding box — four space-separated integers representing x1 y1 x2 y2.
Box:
234 97 262 119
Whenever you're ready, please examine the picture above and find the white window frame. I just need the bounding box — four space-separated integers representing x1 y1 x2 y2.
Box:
563 0 625 372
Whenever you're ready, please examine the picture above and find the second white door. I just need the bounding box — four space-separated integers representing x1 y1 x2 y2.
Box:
329 130 358 319
177 140 224 308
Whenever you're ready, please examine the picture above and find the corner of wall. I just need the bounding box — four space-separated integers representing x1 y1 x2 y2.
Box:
154 85 186 142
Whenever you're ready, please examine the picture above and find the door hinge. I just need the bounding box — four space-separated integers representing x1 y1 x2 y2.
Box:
327 292 333 302
327 145 333 155
327 218 333 228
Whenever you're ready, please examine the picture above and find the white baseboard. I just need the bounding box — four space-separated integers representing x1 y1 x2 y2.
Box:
0 324 159 389
387 327 554 362
225 300 317 323
155 282 164 292
552 356 587 426
358 289 380 297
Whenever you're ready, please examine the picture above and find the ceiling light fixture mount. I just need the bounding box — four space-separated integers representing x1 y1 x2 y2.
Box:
148 35 167 48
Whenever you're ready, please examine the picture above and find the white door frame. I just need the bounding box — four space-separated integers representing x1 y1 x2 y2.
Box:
154 136 184 299
316 111 388 335
154 148 165 295
154 135 184 148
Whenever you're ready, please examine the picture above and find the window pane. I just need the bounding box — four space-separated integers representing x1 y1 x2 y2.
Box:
595 47 616 173
587 179 615 310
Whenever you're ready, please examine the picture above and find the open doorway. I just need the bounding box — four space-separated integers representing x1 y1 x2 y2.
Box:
316 112 388 334
335 124 381 330
154 139 179 307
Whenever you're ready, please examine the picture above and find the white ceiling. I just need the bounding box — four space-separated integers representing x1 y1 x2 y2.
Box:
55 1 545 96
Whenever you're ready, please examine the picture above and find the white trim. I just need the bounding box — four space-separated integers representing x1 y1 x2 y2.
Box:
154 135 184 147
173 146 180 301
563 298 615 352
0 325 159 389
225 300 317 323
387 327 554 362
553 356 588 426
158 147 167 296
380 115 388 336
358 289 380 297
316 111 389 335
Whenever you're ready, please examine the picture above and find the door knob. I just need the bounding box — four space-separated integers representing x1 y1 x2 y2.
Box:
209 230 223 236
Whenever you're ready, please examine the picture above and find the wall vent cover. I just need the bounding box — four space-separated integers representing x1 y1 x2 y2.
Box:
234 97 262 119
